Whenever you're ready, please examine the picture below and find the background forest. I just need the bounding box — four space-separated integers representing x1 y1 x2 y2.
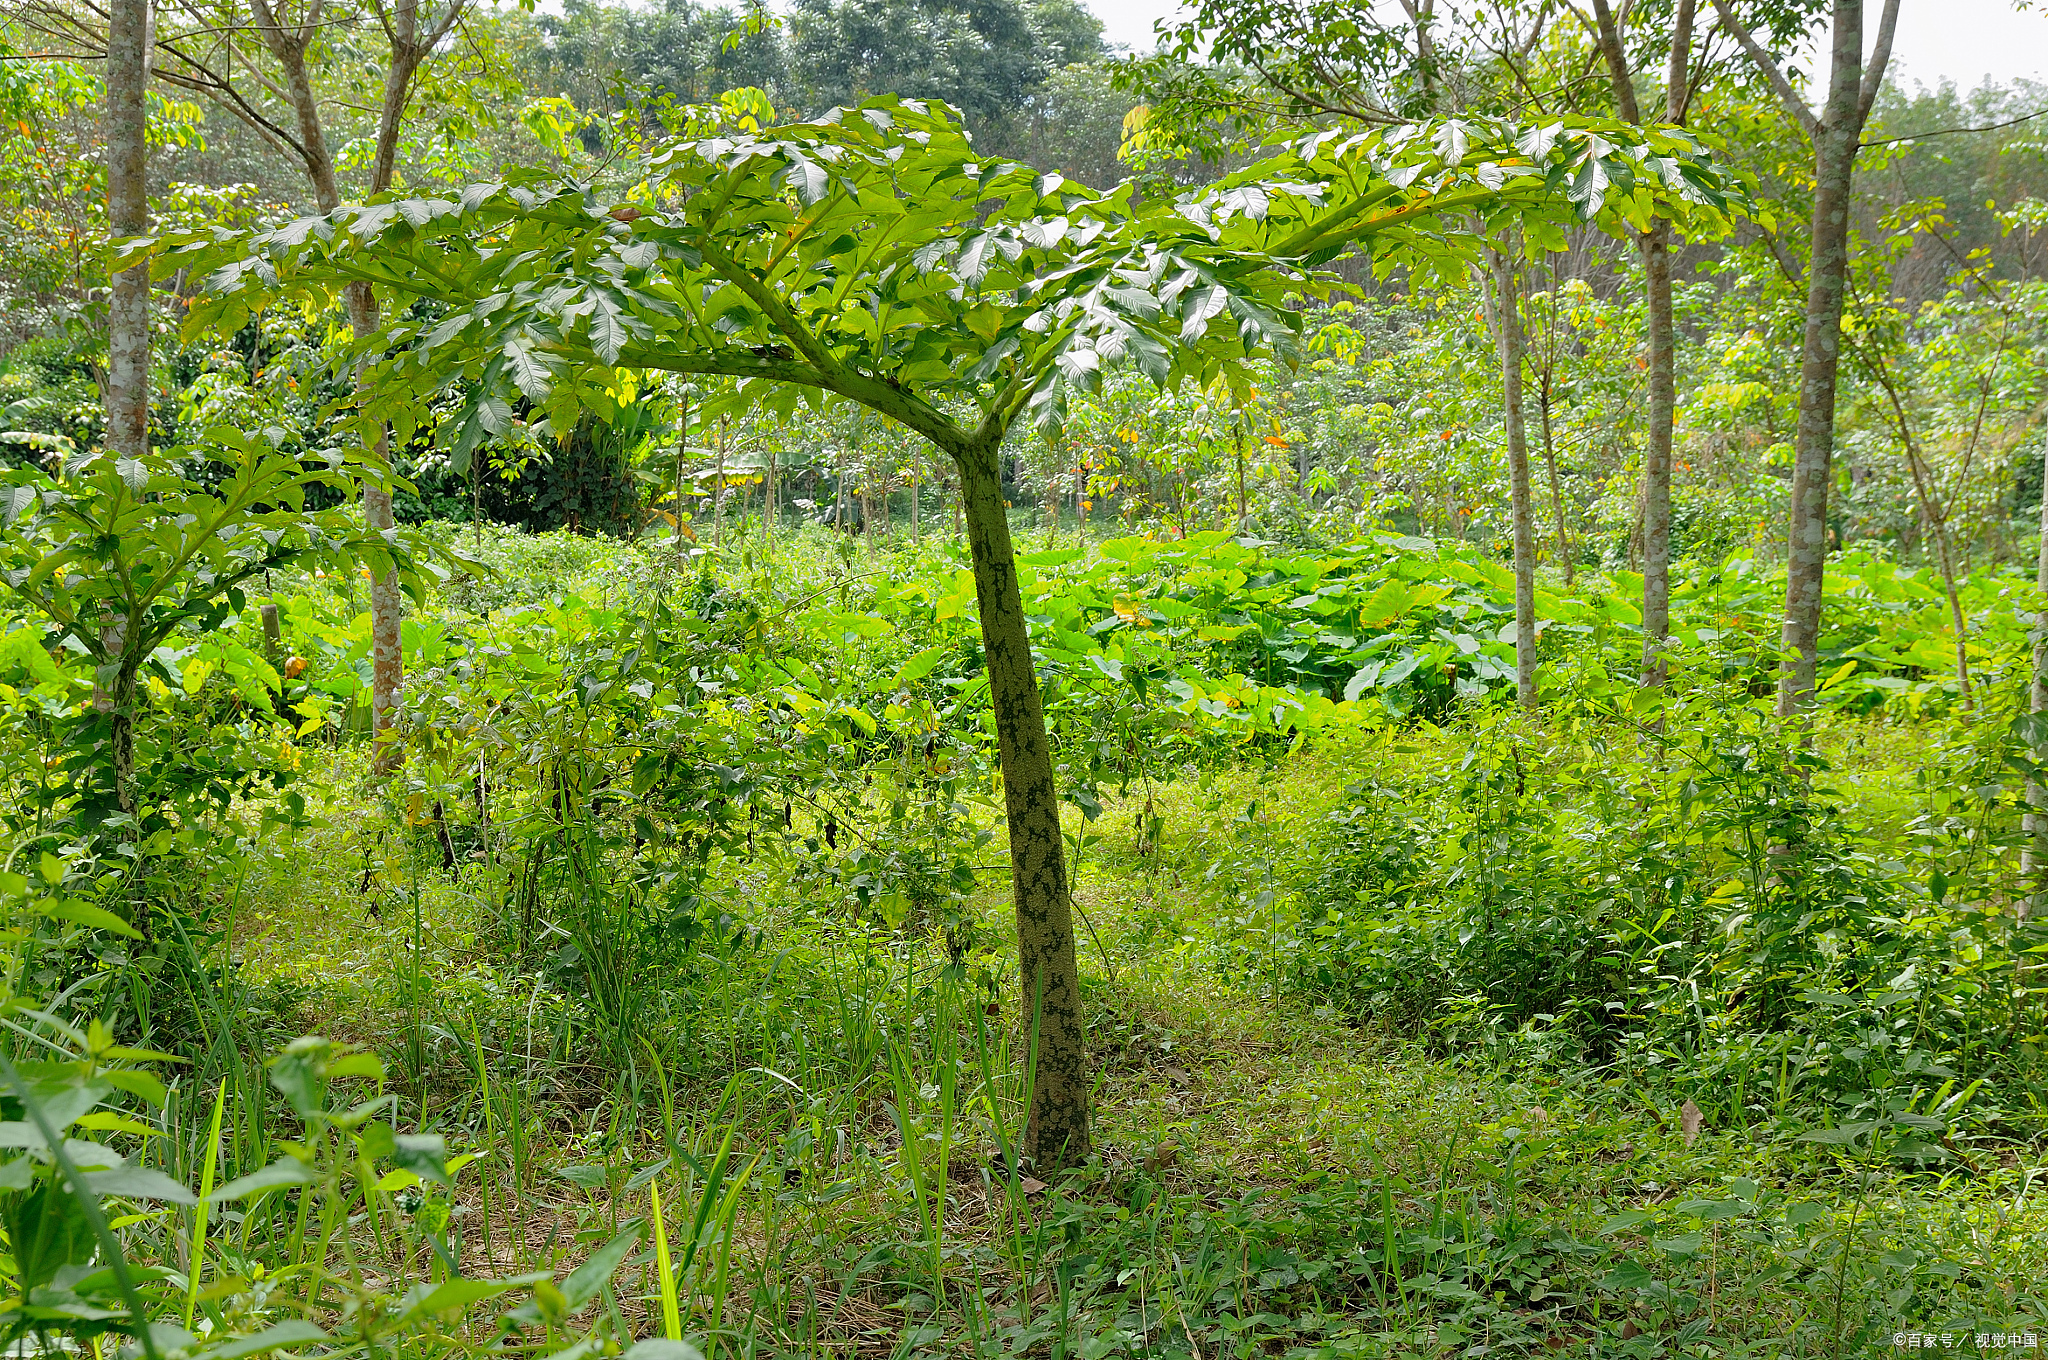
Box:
3 0 2048 1355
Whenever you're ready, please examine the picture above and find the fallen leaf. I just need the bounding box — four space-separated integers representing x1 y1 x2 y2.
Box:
1019 1176 1047 1195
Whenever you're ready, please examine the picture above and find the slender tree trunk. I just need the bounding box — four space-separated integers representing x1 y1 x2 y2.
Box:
1875 382 1974 709
910 453 920 543
1076 453 1087 542
110 666 138 813
1588 0 1693 688
1043 453 1060 545
106 0 150 465
261 602 291 720
1536 358 1573 589
250 0 463 777
675 387 689 563
765 442 777 556
1925 494 1972 710
251 10 403 767
1235 421 1248 530
953 436 1088 1167
1643 0 1696 688
1640 220 1677 688
2028 439 2048 913
1492 250 1539 710
105 0 149 824
863 448 875 554
1776 116 1856 716
1744 0 1896 717
344 283 405 771
99 623 137 818
110 655 150 939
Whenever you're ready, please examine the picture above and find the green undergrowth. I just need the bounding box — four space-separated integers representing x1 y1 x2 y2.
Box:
192 710 2048 1357
8 524 2048 1357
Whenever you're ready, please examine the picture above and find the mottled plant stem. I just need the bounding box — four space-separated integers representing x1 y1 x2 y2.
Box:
956 437 1088 1166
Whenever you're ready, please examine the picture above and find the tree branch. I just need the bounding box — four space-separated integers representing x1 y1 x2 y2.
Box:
1665 0 1696 124
694 237 848 383
1708 0 1818 138
1856 0 1900 128
1582 0 1642 123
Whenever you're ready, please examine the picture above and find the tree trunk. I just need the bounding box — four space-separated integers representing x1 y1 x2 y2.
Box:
110 687 136 821
105 0 149 826
954 436 1088 1167
1043 455 1060 545
1492 250 1539 710
345 283 405 772
1076 452 1087 542
1535 355 1572 589
1877 385 1974 710
2028 440 2048 913
1760 0 1895 717
1588 0 1692 689
248 0 462 777
1924 490 1972 711
260 61 404 759
1777 119 1856 715
675 386 689 563
105 0 150 464
1639 219 1676 688
862 459 875 554
1235 421 1248 530
715 415 727 551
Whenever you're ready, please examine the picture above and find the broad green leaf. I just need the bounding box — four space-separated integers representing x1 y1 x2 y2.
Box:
562 1228 641 1308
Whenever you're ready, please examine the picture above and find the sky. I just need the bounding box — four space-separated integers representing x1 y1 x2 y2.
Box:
1081 0 2048 92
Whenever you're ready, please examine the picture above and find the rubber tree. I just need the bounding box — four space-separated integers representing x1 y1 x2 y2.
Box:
1485 245 1539 708
1578 0 1706 690
1126 1 1737 710
101 0 151 817
2032 432 2048 910
248 0 476 770
16 0 485 770
173 100 1731 1165
1711 0 1899 715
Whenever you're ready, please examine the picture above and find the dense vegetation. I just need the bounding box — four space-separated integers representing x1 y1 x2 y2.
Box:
4 0 2048 1354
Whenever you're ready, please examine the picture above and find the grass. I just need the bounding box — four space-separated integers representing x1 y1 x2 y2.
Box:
195 700 2048 1356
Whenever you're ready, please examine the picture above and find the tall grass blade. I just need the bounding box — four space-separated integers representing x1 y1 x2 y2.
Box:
651 1178 682 1342
183 1080 227 1329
